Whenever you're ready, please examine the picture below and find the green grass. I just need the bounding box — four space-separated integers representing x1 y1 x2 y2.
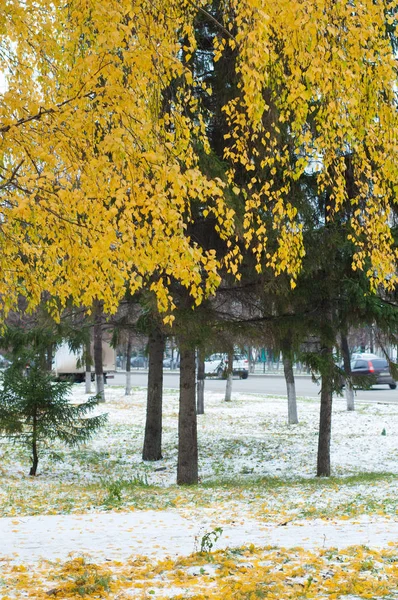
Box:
202 471 398 489
1 471 397 520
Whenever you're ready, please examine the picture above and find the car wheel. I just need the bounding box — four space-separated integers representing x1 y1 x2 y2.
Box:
241 371 249 380
389 383 397 389
217 367 224 379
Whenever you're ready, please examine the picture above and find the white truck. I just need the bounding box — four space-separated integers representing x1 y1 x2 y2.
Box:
204 353 249 379
53 342 116 382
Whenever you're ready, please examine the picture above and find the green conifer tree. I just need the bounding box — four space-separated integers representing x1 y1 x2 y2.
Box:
0 360 107 475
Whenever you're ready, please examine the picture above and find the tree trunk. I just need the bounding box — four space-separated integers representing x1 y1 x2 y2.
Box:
125 331 133 396
46 343 53 372
283 353 298 424
196 349 205 415
344 378 355 412
369 326 374 354
30 441 38 476
341 333 354 411
317 344 334 477
248 346 255 373
224 350 233 402
85 338 92 394
177 344 198 485
142 329 165 461
93 300 105 402
30 411 38 476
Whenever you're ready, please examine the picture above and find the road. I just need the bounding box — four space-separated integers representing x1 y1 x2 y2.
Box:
108 371 398 403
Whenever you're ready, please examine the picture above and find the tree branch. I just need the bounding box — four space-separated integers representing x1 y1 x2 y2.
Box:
0 160 25 189
185 0 235 41
0 60 113 134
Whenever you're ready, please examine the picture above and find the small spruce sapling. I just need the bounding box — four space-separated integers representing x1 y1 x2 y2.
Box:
0 361 107 475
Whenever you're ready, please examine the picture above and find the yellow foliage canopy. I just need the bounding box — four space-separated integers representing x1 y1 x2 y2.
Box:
0 0 236 317
223 0 398 288
1 0 398 318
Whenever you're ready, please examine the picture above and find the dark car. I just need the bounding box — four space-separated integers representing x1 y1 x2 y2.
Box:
130 356 147 368
351 355 396 389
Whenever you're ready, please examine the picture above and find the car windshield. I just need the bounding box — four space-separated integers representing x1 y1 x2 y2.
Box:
207 354 223 361
371 359 388 369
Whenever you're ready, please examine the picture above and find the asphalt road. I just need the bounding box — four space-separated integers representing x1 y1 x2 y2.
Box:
108 371 398 403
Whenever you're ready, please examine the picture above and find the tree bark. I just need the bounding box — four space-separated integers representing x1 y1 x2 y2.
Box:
248 346 255 373
93 300 105 402
30 440 38 476
369 326 374 354
177 343 198 485
85 338 92 394
125 330 133 396
224 350 233 402
341 332 354 411
46 343 53 372
317 344 334 477
30 411 38 476
283 353 298 424
196 349 205 415
142 329 165 461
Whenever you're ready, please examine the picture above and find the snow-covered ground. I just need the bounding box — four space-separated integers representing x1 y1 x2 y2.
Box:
0 385 397 598
3 385 397 484
2 511 398 565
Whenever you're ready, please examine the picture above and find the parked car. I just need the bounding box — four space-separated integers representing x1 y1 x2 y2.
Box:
350 354 396 389
204 354 249 379
130 356 147 368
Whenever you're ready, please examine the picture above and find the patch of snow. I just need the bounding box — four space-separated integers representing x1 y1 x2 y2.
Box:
1 512 398 566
